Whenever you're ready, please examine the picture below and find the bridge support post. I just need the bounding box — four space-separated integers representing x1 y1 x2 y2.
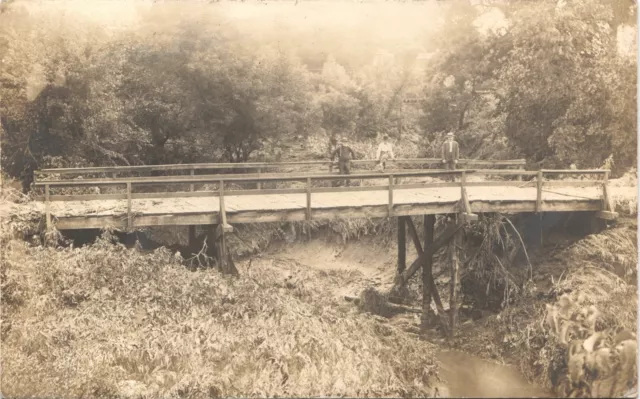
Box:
422 214 436 327
448 215 462 338
398 216 451 333
215 180 238 275
205 224 237 275
397 216 406 273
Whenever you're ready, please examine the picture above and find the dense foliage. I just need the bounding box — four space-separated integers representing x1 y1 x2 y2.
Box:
0 0 636 185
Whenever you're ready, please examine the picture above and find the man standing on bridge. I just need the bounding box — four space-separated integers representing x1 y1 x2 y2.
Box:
376 133 395 172
441 132 459 181
332 136 356 187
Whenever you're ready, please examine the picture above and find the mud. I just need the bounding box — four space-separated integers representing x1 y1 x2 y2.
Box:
435 350 552 398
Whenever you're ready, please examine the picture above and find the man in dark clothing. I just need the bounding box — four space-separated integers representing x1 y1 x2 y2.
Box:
441 132 459 181
331 136 356 187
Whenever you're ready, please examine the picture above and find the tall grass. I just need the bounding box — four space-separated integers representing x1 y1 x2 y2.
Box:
1 230 442 398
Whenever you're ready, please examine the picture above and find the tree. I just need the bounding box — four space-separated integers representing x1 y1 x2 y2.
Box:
496 0 637 171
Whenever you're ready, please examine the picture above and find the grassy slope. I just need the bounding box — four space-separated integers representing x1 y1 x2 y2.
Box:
1 229 442 398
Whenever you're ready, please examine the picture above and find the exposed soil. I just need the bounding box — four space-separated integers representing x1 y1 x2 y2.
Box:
436 350 552 398
254 235 554 397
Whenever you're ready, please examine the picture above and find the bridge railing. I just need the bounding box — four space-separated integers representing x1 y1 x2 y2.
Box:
33 168 614 229
35 158 527 180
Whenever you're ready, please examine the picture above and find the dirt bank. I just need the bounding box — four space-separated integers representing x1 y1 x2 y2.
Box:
436 350 552 398
259 237 554 397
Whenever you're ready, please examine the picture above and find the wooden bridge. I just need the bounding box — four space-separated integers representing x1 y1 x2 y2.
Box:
33 158 618 335
34 158 615 230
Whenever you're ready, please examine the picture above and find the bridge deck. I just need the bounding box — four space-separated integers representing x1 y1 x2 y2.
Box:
46 185 604 229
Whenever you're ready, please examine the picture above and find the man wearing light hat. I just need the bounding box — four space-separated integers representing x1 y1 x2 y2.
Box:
441 132 459 181
331 136 356 186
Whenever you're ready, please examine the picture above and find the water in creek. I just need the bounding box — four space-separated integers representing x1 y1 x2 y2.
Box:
435 350 553 398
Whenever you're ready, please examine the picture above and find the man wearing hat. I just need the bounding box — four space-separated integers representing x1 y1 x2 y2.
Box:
376 133 395 172
441 132 459 181
331 136 356 186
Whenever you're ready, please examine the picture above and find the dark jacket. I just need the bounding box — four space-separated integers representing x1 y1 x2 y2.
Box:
442 140 460 162
332 145 356 162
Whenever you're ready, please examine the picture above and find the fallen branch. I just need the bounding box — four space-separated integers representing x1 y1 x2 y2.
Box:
346 294 423 316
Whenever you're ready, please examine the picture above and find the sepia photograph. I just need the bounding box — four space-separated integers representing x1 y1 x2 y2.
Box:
0 0 638 397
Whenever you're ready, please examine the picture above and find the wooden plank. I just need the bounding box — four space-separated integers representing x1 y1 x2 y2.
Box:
190 169 195 192
36 158 528 176
398 216 406 273
56 216 128 230
470 200 600 213
394 182 462 189
33 169 471 187
541 169 608 175
312 185 391 194
35 193 128 201
460 181 528 188
225 188 307 196
596 210 618 220
543 180 602 188
472 169 538 176
227 209 308 224
51 196 603 230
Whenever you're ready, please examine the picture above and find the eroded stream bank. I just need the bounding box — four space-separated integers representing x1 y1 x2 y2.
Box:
435 351 552 398
41 212 636 398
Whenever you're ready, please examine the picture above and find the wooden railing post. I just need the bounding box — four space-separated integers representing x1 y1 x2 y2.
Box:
459 171 477 223
596 170 618 220
126 182 132 231
219 179 226 225
45 184 51 230
536 170 543 213
257 168 262 190
190 169 195 192
517 162 524 181
388 175 394 217
306 177 312 221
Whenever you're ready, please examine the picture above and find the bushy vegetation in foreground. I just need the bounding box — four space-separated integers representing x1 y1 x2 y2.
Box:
1 231 441 398
454 225 638 397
